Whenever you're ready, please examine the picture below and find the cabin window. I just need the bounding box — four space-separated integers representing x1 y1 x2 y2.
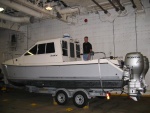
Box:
70 43 74 57
38 44 46 54
62 41 68 56
76 44 80 58
46 42 55 53
24 45 37 56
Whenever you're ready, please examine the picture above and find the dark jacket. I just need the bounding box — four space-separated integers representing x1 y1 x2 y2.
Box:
83 42 92 54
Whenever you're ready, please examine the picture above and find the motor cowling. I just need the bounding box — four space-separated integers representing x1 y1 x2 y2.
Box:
125 52 144 81
141 56 149 78
141 56 149 88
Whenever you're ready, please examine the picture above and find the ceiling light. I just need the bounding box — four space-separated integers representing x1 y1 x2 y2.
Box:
0 7 4 12
46 6 52 10
45 3 52 11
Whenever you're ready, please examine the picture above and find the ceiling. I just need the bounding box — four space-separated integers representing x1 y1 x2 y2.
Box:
0 0 143 28
61 0 108 7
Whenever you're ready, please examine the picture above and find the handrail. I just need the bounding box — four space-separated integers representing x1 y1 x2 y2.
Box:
80 52 106 58
94 52 106 58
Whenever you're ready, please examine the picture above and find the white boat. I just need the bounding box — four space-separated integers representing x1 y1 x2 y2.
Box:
2 38 123 88
1 38 149 107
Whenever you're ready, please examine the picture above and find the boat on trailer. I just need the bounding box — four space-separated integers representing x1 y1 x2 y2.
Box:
2 38 149 108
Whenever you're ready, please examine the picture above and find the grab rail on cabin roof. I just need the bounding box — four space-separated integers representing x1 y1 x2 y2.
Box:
80 52 106 59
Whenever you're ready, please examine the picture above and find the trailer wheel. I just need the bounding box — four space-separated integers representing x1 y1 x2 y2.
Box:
73 91 88 108
55 90 68 105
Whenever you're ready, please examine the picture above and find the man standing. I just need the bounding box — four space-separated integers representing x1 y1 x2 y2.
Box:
83 36 92 60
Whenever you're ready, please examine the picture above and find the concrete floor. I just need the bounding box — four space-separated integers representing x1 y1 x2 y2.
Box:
0 88 150 113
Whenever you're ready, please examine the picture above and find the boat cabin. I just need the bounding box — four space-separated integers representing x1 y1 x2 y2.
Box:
17 38 81 65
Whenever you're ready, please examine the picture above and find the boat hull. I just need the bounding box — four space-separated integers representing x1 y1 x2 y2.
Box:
2 61 123 89
8 79 123 88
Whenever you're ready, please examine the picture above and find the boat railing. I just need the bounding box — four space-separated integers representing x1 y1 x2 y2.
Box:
92 52 106 59
80 52 106 60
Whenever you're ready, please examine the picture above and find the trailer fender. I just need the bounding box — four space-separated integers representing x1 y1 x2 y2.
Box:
73 89 91 99
54 88 71 98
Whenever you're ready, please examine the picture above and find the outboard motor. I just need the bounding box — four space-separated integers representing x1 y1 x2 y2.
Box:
124 52 146 101
141 56 149 91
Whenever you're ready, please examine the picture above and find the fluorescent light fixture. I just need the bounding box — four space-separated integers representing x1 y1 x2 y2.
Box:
0 7 4 12
45 3 52 11
46 6 52 10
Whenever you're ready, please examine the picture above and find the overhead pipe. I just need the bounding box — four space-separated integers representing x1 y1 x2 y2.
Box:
115 0 125 11
0 13 33 23
130 0 136 8
60 1 68 7
108 0 119 12
14 0 54 16
0 0 46 18
132 0 143 11
15 0 79 15
91 0 110 15
9 0 77 23
58 8 79 14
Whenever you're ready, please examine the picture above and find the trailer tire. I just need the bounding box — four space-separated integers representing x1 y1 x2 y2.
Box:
73 91 88 108
55 90 68 105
